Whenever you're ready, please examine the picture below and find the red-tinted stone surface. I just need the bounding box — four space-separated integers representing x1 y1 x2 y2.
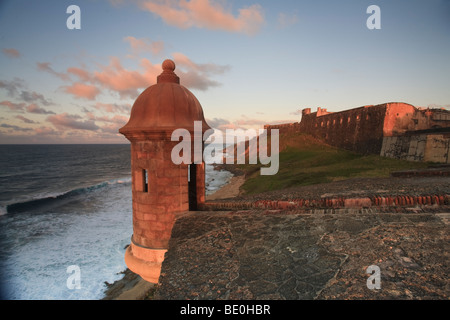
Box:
119 59 211 282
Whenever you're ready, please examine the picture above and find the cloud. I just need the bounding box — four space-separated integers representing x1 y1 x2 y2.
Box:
0 100 25 112
0 79 54 107
67 67 92 82
92 54 229 96
0 78 25 96
37 53 228 100
124 36 165 56
92 57 159 99
427 103 450 110
266 119 298 125
34 126 58 136
16 115 37 124
235 118 268 127
207 115 298 132
19 90 53 106
0 99 55 114
63 82 101 100
173 52 230 74
277 12 299 29
92 57 156 99
99 122 123 134
26 103 55 114
47 113 100 131
37 62 70 81
206 117 242 132
206 117 231 128
85 111 128 125
289 109 303 116
139 0 264 35
2 48 20 58
0 123 32 132
173 52 230 90
92 102 131 114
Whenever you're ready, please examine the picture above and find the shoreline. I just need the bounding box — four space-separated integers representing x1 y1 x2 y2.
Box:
102 168 244 300
206 175 245 201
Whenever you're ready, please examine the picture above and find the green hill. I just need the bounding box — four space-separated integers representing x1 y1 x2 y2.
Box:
235 132 429 195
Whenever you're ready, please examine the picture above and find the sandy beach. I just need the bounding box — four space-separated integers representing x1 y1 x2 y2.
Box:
206 175 245 200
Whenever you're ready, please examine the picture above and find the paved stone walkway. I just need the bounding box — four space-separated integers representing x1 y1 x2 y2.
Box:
154 209 449 300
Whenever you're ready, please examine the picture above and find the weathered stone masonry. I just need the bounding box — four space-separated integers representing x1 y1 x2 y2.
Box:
119 59 211 283
266 102 450 163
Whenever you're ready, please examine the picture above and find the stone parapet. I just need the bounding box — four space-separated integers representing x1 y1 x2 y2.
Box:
201 193 449 211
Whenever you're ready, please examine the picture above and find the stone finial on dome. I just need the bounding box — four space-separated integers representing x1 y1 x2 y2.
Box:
162 59 176 72
157 59 180 84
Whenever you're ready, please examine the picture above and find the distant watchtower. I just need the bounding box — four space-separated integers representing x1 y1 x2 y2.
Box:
119 59 211 283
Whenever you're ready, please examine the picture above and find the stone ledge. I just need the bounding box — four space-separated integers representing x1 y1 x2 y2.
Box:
201 194 449 211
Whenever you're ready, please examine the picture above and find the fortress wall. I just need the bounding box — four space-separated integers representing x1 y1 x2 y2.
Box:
297 104 387 154
381 132 450 164
265 102 450 161
264 122 301 134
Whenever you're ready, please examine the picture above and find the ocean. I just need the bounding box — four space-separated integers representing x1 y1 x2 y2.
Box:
0 144 232 300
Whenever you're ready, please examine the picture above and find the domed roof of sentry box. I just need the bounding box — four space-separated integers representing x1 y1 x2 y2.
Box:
119 59 211 138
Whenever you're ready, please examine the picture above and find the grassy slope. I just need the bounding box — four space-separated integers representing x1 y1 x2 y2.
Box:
237 132 429 195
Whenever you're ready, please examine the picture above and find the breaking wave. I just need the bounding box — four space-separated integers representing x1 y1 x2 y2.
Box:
4 177 132 214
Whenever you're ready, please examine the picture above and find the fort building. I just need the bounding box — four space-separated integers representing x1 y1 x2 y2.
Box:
266 102 450 163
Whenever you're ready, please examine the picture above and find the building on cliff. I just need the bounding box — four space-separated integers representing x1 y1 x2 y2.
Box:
265 102 450 163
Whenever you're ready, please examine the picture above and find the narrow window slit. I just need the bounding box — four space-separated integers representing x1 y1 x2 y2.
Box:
143 169 149 193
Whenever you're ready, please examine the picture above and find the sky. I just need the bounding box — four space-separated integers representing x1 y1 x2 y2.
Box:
0 0 449 144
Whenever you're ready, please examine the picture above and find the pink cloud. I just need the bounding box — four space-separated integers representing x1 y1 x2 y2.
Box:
207 115 298 132
67 67 92 82
38 52 228 100
0 100 25 112
34 126 58 135
3 48 20 58
47 113 100 131
16 115 37 124
89 54 228 96
92 57 160 98
26 103 55 114
63 82 101 100
99 122 126 134
92 102 131 114
85 111 128 125
140 0 264 35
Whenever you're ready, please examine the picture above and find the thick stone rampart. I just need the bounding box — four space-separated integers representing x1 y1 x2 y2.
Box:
265 103 450 161
381 131 450 164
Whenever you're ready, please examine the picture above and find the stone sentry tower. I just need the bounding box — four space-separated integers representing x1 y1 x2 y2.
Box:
119 59 211 283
